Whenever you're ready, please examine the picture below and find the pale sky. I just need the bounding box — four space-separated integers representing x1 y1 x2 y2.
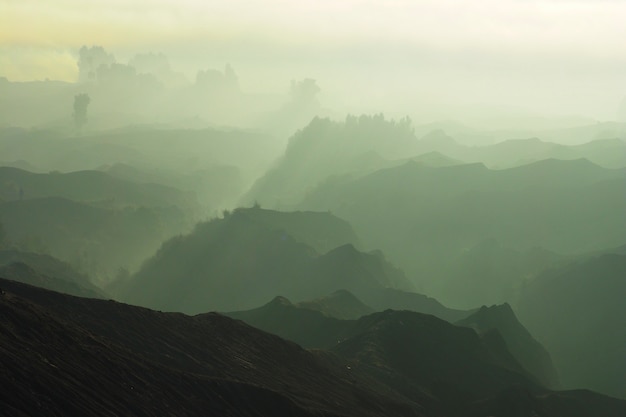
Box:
1 0 625 120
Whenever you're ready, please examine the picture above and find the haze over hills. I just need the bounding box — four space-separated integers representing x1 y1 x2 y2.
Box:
298 157 626 306
1 2 625 411
516 254 626 399
0 197 186 281
244 117 626 208
0 166 197 210
119 207 414 313
0 249 105 299
0 126 282 211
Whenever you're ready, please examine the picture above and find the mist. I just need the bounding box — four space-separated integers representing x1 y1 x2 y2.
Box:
2 0 626 127
1 1 625 415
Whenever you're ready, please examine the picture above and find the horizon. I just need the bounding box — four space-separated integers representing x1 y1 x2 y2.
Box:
2 0 626 123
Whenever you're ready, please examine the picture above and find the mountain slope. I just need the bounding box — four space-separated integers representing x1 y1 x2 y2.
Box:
226 295 354 348
456 303 559 388
2 279 624 417
0 278 422 417
0 249 103 298
121 207 413 313
297 289 375 319
0 197 186 277
331 309 626 417
0 166 196 210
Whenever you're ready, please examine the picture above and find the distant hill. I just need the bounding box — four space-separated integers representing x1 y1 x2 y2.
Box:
0 126 282 189
227 206 360 254
0 166 197 211
120 207 412 313
456 303 559 388
358 287 470 323
0 262 104 299
226 295 354 348
4 279 624 417
0 249 93 287
435 239 566 308
100 162 244 210
412 129 626 169
0 249 104 298
0 197 187 279
242 115 417 207
516 254 626 399
297 289 375 319
228 296 554 396
299 158 626 306
331 309 625 417
244 116 626 208
227 289 468 348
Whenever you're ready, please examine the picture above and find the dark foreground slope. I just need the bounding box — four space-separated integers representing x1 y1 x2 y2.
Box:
1 279 624 417
0 278 421 417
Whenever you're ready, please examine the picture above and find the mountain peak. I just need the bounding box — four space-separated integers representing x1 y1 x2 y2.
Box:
268 295 292 307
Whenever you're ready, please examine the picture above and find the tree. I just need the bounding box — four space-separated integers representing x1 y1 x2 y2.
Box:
73 93 91 130
77 45 115 82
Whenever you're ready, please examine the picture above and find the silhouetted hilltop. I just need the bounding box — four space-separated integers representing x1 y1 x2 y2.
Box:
297 289 375 319
232 207 360 253
226 295 353 348
226 289 468 351
120 207 410 313
243 115 417 206
312 243 413 293
457 303 559 388
516 254 626 399
332 310 553 416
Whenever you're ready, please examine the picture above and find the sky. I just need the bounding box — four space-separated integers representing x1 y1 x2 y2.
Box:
1 0 625 121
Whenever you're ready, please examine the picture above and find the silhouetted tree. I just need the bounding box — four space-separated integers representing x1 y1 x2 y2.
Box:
196 64 239 93
73 93 91 130
77 45 115 82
